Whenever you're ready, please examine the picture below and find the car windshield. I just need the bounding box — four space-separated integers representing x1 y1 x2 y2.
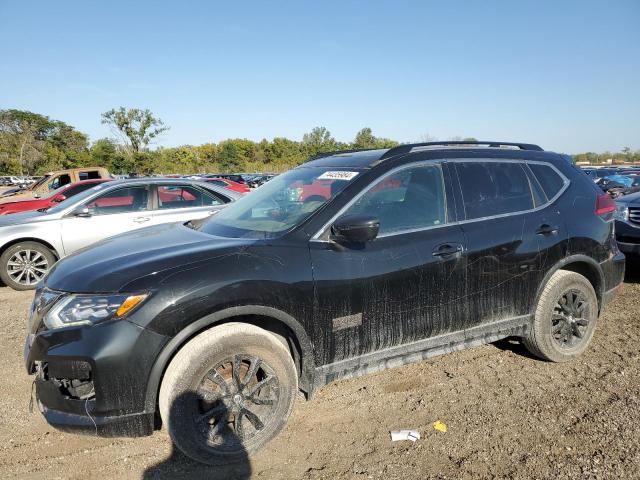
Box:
45 183 110 214
197 167 362 238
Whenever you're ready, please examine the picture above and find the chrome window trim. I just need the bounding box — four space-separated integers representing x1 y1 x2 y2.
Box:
310 158 570 242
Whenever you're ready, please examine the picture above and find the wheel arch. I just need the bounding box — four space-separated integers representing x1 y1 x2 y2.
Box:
144 305 316 415
535 255 605 315
0 237 60 260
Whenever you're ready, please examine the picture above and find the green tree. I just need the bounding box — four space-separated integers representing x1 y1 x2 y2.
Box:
0 109 88 174
302 126 337 156
217 141 242 172
352 127 376 149
101 107 169 155
352 128 399 150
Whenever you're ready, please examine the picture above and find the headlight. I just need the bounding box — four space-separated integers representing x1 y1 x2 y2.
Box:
44 293 148 329
614 204 629 221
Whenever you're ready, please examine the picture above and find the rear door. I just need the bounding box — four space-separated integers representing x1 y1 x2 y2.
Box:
146 184 229 227
60 185 152 254
525 161 569 276
452 160 554 329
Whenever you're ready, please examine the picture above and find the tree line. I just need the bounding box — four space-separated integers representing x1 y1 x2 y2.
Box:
0 108 637 176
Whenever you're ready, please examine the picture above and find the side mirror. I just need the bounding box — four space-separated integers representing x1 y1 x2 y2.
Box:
52 194 66 203
331 215 379 243
73 206 91 218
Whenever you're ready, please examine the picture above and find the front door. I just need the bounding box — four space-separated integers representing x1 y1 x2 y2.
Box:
60 185 151 255
309 162 467 365
146 184 228 227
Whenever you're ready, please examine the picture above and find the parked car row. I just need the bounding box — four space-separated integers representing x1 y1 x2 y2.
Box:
0 176 41 186
0 167 111 202
580 165 640 179
577 167 640 255
0 179 112 215
21 141 624 466
579 165 640 199
182 173 277 189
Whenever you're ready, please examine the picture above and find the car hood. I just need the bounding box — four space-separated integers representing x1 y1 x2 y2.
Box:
45 222 252 293
0 190 37 203
0 197 45 209
615 191 640 206
0 210 51 226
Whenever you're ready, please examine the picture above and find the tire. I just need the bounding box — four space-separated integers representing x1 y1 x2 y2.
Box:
523 270 599 362
159 322 298 465
0 241 56 291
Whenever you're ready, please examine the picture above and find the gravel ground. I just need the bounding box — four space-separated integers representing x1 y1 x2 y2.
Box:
0 267 639 479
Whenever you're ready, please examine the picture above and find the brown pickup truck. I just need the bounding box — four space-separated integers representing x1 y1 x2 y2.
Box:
0 167 111 204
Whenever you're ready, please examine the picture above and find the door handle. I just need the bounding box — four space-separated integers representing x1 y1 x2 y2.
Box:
133 217 150 223
432 243 464 257
536 224 558 236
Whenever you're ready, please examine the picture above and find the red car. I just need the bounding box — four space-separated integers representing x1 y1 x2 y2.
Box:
0 179 112 215
203 178 250 193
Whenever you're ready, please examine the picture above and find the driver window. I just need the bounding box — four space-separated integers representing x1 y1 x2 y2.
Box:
84 186 149 216
345 165 447 235
48 174 71 190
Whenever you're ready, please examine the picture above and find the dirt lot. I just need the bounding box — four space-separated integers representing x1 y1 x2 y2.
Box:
1 270 639 480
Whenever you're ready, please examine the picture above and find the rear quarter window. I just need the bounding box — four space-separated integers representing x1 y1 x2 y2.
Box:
79 171 102 180
529 163 565 199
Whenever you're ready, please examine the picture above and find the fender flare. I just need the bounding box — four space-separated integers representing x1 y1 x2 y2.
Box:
533 254 605 314
143 305 316 412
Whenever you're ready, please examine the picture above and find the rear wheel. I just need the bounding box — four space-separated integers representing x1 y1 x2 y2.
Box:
524 270 598 362
0 241 56 291
159 323 298 465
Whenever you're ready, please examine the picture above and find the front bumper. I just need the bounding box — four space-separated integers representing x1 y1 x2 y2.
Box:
615 219 640 255
617 241 640 255
25 316 169 437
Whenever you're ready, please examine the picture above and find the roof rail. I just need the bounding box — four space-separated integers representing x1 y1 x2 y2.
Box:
379 141 543 159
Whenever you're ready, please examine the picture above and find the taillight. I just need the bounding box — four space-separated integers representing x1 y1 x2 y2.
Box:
595 193 616 217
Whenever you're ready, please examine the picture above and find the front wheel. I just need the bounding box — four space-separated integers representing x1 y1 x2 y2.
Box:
159 323 298 465
524 270 599 362
0 241 56 291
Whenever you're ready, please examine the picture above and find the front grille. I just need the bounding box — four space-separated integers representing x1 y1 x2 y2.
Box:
629 207 640 225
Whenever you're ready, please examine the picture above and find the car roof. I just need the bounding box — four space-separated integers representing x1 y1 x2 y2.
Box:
43 167 110 175
89 177 243 199
63 179 112 187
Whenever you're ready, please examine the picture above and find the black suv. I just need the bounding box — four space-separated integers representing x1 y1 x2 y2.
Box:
614 191 640 256
25 141 625 464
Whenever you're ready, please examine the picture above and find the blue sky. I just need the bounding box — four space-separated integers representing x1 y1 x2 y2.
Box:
1 0 638 153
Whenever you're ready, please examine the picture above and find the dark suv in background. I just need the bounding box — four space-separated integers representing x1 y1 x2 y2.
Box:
614 192 640 257
25 141 624 464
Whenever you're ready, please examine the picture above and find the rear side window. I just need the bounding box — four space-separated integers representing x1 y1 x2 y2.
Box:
64 182 100 198
157 185 223 209
529 163 565 199
79 171 102 180
456 162 534 220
